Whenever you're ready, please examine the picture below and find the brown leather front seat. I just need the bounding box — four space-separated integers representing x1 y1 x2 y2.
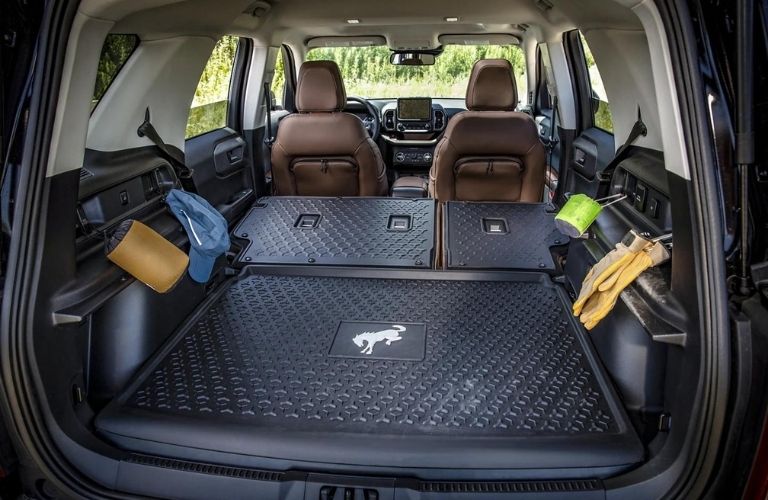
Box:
429 59 546 202
271 61 388 196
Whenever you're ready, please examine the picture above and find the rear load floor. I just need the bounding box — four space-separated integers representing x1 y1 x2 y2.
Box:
97 268 642 478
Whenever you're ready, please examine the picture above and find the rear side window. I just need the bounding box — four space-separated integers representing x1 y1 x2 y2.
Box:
92 34 139 110
270 48 286 109
579 34 614 134
186 36 239 138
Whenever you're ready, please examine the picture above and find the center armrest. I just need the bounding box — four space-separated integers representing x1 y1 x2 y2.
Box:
392 176 429 198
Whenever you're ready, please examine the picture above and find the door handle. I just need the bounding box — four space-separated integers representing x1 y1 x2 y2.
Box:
213 137 246 176
226 148 242 164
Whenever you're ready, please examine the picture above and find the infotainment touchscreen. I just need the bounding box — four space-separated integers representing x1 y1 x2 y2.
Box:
397 98 432 121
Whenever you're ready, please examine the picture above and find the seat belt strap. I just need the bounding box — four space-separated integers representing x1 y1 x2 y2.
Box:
597 107 647 196
137 107 197 193
545 95 559 201
262 82 277 193
263 82 275 148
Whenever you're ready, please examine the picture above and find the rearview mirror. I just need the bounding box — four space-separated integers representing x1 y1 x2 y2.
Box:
389 52 436 66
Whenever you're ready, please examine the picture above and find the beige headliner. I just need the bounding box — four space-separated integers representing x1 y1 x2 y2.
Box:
80 0 643 47
53 0 690 181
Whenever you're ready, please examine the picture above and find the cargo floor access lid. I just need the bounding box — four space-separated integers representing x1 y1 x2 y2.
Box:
233 197 435 268
444 201 566 271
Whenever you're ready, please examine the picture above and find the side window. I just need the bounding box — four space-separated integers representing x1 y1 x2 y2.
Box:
270 48 286 110
186 36 239 139
92 34 139 111
579 34 614 134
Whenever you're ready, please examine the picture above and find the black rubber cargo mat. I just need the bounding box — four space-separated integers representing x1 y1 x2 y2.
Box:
97 268 642 476
233 197 434 268
444 202 566 271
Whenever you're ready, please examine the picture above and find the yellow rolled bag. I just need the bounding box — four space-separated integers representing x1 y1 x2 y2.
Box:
105 220 189 293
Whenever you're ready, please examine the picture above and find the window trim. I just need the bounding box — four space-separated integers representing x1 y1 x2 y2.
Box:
227 37 252 133
281 44 298 113
534 45 552 114
563 30 592 134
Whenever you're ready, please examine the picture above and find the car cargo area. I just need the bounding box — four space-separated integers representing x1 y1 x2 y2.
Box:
93 196 644 479
9 0 747 494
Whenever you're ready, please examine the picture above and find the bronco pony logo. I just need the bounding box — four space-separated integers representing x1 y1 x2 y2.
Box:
352 325 406 355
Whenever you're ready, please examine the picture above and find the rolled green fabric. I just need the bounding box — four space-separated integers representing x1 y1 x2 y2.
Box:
554 194 603 237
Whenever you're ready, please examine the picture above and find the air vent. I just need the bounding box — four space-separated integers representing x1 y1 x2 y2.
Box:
433 110 445 131
79 168 94 180
383 109 396 131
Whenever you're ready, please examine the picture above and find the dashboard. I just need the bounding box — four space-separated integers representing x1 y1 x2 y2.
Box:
398 98 433 121
383 98 445 135
342 97 464 172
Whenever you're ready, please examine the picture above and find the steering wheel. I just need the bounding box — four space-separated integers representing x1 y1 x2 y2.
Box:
346 96 381 141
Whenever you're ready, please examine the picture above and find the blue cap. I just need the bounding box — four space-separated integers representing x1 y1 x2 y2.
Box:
166 189 230 283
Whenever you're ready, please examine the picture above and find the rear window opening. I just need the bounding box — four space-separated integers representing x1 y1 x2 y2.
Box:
91 34 139 111
186 35 239 138
2 0 760 498
579 33 613 134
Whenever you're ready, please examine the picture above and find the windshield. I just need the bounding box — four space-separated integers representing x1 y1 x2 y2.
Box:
306 45 527 101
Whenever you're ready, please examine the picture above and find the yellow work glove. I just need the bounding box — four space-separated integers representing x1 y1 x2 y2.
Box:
572 231 651 316
579 242 670 330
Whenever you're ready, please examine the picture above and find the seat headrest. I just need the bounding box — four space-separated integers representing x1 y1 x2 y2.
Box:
465 59 518 111
295 61 347 113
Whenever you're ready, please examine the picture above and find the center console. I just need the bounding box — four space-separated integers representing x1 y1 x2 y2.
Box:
382 98 446 169
383 98 446 136
395 98 436 133
393 147 433 166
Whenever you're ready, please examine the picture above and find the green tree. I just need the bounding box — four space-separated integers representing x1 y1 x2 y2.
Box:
579 34 613 133
186 36 239 137
191 36 238 108
93 34 138 107
271 50 285 104
306 45 527 100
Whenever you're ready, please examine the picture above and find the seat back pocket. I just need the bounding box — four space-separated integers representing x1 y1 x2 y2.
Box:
454 156 523 201
291 158 359 196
